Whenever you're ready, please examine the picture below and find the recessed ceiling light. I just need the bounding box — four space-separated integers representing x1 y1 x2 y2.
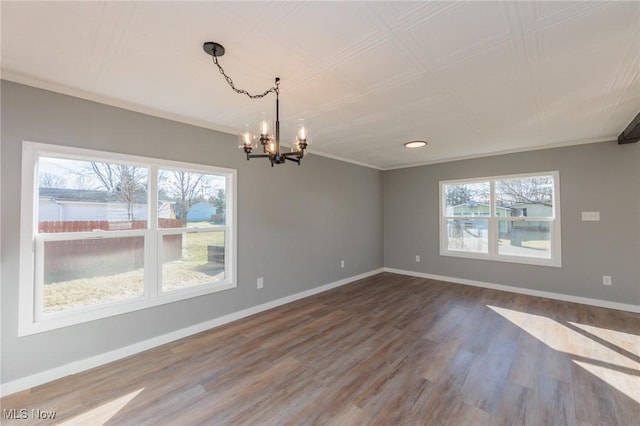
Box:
404 141 427 148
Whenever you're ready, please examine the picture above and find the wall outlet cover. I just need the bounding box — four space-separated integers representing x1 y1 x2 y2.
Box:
581 211 600 221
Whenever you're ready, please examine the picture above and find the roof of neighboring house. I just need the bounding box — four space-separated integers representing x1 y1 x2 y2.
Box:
509 202 553 208
39 187 172 203
451 202 512 211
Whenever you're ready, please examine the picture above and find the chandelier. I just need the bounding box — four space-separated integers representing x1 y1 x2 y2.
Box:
203 42 309 166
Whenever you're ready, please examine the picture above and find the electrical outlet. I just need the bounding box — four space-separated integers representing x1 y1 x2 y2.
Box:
602 275 612 286
582 212 600 221
257 277 264 289
415 255 421 262
340 260 345 268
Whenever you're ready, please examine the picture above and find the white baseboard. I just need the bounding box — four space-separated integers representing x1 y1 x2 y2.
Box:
384 267 640 313
0 268 384 397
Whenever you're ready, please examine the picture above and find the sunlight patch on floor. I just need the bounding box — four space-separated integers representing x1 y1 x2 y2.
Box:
568 321 639 354
488 305 640 403
572 360 640 403
59 388 144 425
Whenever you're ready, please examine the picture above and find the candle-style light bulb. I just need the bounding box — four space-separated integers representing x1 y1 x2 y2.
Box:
259 112 272 138
296 119 308 143
238 124 254 149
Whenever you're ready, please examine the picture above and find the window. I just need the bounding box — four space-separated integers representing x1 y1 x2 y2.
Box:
439 172 560 267
19 142 237 335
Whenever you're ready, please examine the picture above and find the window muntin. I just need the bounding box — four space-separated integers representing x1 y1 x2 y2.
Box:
440 172 560 267
20 142 237 335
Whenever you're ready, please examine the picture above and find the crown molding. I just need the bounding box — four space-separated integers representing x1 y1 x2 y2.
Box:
381 138 616 171
1 71 615 172
1 70 238 134
2 71 383 170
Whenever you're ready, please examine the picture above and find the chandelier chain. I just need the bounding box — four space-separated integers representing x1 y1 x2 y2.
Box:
212 55 278 99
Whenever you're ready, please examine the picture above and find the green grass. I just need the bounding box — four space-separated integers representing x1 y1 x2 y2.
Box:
178 230 224 264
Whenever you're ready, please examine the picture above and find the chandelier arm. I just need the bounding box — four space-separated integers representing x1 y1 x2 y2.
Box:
283 156 301 165
283 151 302 160
212 55 279 99
247 154 271 159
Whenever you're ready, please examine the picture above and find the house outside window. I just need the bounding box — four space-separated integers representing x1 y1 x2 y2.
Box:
19 142 237 335
439 171 561 267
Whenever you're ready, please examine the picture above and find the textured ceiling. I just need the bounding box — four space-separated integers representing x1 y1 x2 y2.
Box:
1 1 638 169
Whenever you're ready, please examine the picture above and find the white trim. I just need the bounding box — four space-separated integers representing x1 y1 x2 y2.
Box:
439 171 561 268
1 73 617 172
305 149 382 170
2 72 384 170
0 268 384 398
381 138 614 170
19 141 238 336
18 142 38 337
384 267 640 314
148 166 159 299
26 140 238 173
2 71 239 136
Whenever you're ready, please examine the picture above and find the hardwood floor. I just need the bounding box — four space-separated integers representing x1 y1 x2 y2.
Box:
2 272 639 425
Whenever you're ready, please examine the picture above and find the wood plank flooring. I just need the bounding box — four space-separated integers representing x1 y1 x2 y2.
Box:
2 272 639 425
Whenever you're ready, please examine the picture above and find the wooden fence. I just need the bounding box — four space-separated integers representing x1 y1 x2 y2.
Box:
40 220 184 282
39 219 184 233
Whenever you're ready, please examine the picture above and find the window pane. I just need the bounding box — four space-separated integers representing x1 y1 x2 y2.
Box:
498 221 551 258
158 170 226 228
162 231 225 291
38 157 148 232
495 175 554 218
445 219 488 253
42 236 144 313
444 182 490 216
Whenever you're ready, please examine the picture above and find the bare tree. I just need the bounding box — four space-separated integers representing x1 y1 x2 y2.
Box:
39 172 65 188
89 163 147 220
496 177 553 207
163 171 207 226
445 183 489 206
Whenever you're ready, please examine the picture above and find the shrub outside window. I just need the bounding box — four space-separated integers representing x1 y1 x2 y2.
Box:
19 142 237 336
439 172 561 267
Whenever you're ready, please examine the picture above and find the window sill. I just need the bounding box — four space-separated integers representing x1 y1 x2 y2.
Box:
19 281 237 337
440 250 562 268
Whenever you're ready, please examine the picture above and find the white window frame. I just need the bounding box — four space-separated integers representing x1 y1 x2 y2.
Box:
19 141 237 336
439 171 561 267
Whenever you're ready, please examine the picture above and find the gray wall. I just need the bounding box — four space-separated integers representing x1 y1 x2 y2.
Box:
0 81 383 383
384 142 640 306
3 79 638 388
